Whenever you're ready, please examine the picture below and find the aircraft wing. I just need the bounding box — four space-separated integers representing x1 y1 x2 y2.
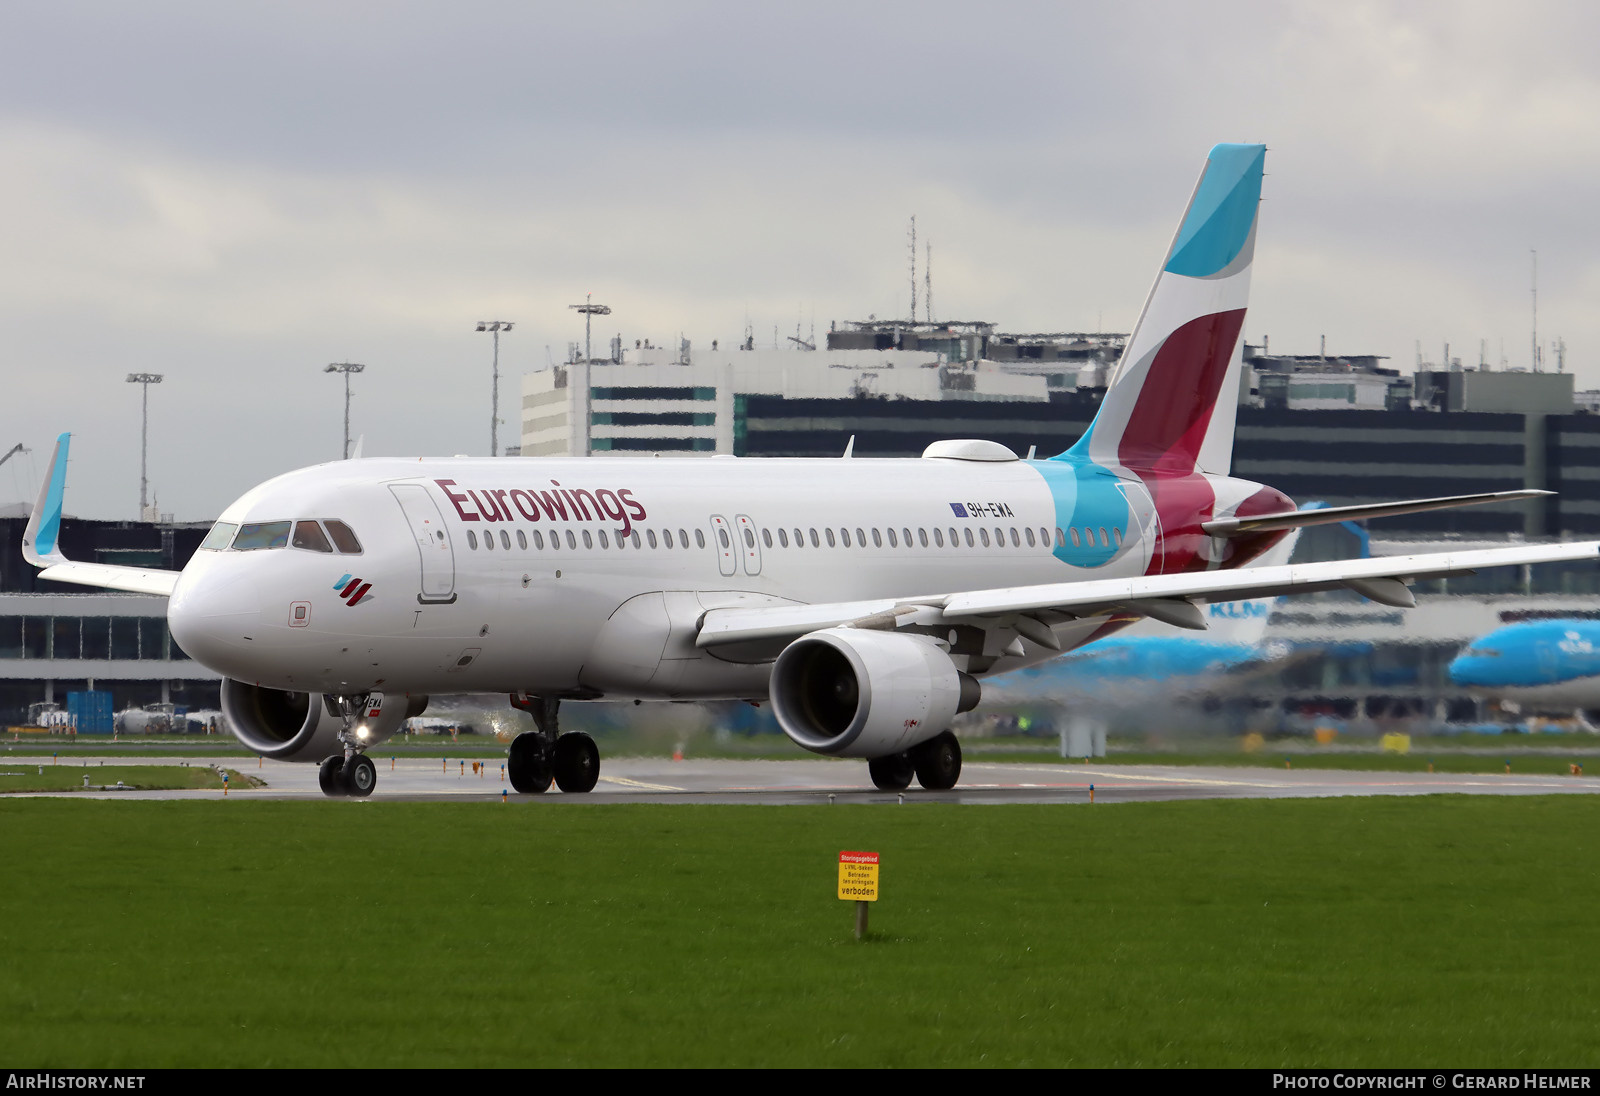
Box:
22 433 184 597
695 540 1600 649
34 561 181 597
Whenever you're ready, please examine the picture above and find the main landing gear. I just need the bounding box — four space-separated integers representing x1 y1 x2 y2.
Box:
318 694 378 798
868 730 962 792
507 694 600 794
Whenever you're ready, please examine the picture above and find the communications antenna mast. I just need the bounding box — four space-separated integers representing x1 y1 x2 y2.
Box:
925 242 932 325
908 215 917 323
1531 249 1540 372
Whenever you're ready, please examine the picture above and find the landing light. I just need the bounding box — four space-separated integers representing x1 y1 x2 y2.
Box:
356 724 370 740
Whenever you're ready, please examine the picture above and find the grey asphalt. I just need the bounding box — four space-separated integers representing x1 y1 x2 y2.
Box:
8 755 1600 805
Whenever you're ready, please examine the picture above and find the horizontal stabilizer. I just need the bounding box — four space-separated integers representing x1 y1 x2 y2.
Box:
1201 490 1551 537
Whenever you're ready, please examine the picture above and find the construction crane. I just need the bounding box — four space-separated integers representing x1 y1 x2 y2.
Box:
0 443 25 471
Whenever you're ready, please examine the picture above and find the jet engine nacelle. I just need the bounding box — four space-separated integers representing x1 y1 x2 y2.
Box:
770 628 980 758
220 679 426 762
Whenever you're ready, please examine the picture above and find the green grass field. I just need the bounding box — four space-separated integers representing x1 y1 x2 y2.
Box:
0 764 255 793
3 796 1599 1067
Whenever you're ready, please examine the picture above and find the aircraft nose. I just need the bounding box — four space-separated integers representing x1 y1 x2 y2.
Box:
168 563 263 676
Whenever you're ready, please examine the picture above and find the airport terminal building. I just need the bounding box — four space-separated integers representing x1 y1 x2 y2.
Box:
0 512 218 728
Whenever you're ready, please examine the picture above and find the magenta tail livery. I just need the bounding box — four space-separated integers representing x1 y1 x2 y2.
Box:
25 144 1592 796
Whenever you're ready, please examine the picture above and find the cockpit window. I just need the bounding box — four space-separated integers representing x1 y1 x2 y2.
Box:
200 522 238 551
323 520 363 554
292 521 334 553
232 521 292 550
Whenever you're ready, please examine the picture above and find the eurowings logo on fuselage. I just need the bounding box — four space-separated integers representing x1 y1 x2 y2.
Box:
334 574 372 606
435 479 648 537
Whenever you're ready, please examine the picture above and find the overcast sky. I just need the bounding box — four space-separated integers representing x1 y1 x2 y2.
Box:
2 0 1597 520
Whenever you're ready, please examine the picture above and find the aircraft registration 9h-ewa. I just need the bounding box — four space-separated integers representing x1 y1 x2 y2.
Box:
22 143 1597 797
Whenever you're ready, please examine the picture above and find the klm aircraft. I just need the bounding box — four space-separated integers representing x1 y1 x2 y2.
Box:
1450 620 1600 711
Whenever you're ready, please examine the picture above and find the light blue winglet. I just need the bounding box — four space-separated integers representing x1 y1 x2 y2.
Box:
22 433 70 566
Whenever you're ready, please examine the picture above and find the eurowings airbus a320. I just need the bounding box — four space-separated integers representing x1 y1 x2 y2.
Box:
22 143 1598 797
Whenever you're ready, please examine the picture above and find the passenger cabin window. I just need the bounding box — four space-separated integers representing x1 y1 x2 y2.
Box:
233 521 291 550
200 522 238 551
292 521 333 553
467 530 479 550
324 520 363 554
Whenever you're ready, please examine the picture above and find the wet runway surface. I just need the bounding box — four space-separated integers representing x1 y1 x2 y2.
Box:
13 755 1600 805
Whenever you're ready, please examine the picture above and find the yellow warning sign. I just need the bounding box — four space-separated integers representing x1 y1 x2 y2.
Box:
838 850 880 901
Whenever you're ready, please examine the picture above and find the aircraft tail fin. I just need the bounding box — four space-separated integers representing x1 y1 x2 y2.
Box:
1062 143 1265 475
1201 525 1299 647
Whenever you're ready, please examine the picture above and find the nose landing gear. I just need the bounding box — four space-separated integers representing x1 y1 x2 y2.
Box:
317 693 379 798
508 694 601 794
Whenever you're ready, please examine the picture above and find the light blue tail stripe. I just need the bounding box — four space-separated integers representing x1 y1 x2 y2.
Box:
1165 143 1265 278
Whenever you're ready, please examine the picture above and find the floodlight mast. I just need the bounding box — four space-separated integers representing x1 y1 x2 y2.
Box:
567 296 611 460
125 373 163 518
568 295 611 365
476 321 514 456
323 362 365 460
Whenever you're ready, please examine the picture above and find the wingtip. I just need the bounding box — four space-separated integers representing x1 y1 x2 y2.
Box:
22 433 71 568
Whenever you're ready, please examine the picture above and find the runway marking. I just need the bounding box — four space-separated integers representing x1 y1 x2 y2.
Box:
600 775 685 792
1008 766 1287 789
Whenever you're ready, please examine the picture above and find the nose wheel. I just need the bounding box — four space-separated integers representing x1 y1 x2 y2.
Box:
318 693 380 798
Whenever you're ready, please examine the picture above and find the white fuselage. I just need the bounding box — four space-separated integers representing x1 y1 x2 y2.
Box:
168 454 1270 701
165 454 1273 700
